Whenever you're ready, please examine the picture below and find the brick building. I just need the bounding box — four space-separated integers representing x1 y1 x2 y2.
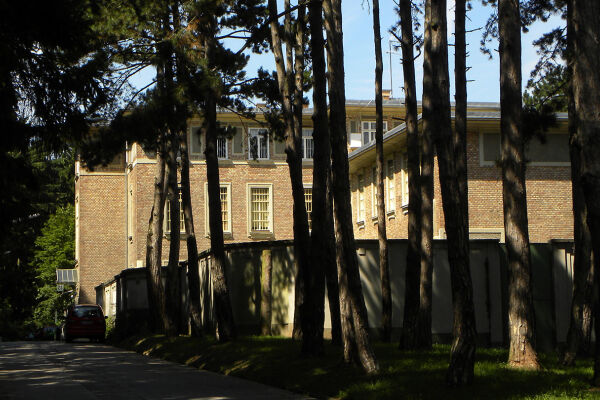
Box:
75 99 572 304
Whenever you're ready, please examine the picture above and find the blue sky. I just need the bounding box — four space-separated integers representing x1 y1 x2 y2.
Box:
130 2 564 104
242 1 564 103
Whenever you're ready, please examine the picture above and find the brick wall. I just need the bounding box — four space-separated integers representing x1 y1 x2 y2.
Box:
350 130 573 243
77 173 126 303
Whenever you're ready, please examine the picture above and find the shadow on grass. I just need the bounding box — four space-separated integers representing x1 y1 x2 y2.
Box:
116 335 597 400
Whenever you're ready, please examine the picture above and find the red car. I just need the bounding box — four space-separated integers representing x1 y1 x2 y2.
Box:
64 304 106 343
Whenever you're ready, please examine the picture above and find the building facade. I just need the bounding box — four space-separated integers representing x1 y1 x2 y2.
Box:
75 100 573 304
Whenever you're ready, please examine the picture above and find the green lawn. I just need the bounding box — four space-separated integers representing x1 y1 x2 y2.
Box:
115 334 599 399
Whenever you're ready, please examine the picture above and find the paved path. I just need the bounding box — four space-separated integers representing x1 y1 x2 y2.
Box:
0 341 309 400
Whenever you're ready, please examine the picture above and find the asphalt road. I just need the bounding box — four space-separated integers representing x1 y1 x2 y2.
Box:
0 341 309 400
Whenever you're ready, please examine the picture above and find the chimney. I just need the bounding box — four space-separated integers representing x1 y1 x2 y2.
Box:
382 90 392 100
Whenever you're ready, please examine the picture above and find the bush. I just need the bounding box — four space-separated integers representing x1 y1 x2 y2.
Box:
105 315 118 342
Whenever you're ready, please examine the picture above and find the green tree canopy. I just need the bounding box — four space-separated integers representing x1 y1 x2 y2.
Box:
32 204 75 327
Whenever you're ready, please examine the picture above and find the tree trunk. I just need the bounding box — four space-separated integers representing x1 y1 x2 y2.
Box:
396 0 422 350
204 36 236 342
569 0 600 385
562 0 594 365
564 143 594 363
303 0 332 355
267 0 311 343
145 134 168 333
371 0 392 343
499 0 539 370
324 0 379 374
261 249 273 336
293 1 311 343
454 0 468 224
155 7 181 338
424 0 477 385
164 125 181 337
417 0 435 351
180 126 202 337
325 171 342 346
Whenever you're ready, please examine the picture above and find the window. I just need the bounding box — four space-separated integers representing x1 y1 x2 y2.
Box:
357 174 365 223
386 159 396 212
248 128 269 160
190 127 203 155
274 139 286 155
479 132 570 166
205 183 232 235
220 186 230 232
165 189 185 234
232 127 244 155
361 121 388 145
372 167 379 218
302 129 314 159
400 155 409 208
480 132 501 165
304 186 313 230
248 184 273 234
527 134 570 163
217 136 228 159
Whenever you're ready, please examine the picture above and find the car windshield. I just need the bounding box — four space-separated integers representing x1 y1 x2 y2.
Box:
73 306 102 318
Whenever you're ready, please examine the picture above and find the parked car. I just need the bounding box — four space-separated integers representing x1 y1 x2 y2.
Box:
64 304 106 343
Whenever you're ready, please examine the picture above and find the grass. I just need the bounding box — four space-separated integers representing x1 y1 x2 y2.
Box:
115 334 599 399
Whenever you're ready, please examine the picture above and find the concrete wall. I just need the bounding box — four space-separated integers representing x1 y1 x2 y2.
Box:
354 239 503 343
96 239 576 349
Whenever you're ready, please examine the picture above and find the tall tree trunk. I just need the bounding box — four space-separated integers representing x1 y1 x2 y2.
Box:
180 127 202 337
569 0 600 385
164 124 181 337
417 0 435 351
261 249 273 335
325 170 342 345
424 0 477 385
563 2 594 363
396 0 423 350
454 0 468 223
159 30 180 336
285 0 303 342
172 9 202 336
371 0 392 343
267 0 311 342
564 120 594 364
204 35 236 342
499 0 539 370
323 0 379 374
145 134 168 333
293 0 311 343
303 0 332 355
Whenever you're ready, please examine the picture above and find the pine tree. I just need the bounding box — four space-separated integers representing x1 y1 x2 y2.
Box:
392 0 425 350
498 0 540 370
371 0 392 343
323 0 379 374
